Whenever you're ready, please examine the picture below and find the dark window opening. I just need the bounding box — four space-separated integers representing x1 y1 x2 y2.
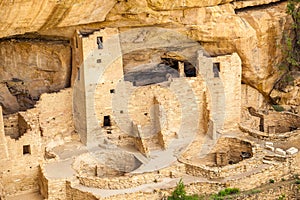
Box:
161 58 179 71
75 37 78 48
184 62 196 77
162 58 196 77
144 113 148 116
259 118 264 132
290 126 297 131
110 89 115 93
120 110 123 114
97 37 103 49
97 59 102 63
240 152 251 159
77 68 80 80
259 125 264 132
23 145 31 155
103 116 111 127
213 63 220 78
107 130 112 134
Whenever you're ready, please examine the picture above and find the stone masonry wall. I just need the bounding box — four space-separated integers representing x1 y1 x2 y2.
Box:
38 165 66 200
73 28 122 146
0 117 42 195
212 53 242 130
78 163 185 190
0 106 9 160
264 112 300 133
36 89 74 144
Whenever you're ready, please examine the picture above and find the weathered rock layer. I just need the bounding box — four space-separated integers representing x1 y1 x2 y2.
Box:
0 40 71 114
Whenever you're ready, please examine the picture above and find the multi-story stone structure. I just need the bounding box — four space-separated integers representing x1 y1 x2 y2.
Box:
0 27 299 200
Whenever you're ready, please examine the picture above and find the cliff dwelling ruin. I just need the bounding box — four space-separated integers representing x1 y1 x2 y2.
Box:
0 0 300 200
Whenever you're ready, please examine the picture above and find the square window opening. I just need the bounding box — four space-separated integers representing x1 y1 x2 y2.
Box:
23 145 31 155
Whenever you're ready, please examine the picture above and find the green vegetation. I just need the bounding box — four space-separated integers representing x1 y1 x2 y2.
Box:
269 179 275 184
168 179 200 200
210 188 240 200
295 179 300 184
275 0 299 91
247 189 261 195
278 193 286 200
285 0 300 69
272 105 285 112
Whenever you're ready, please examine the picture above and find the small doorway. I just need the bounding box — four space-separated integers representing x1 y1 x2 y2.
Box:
103 116 111 127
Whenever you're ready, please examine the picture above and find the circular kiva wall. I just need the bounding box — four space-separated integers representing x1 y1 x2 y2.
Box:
244 108 300 135
199 137 253 167
264 112 300 134
74 150 142 178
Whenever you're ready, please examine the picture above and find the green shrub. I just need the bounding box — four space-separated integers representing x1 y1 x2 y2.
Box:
295 179 300 184
272 105 285 112
210 195 224 200
248 189 261 194
210 188 240 200
168 179 199 200
221 188 240 196
269 179 275 183
281 178 286 181
278 193 286 200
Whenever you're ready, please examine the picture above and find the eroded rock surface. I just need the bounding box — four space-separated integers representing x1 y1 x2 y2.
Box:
0 40 71 113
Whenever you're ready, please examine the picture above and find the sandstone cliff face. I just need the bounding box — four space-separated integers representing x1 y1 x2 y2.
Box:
99 0 292 97
0 0 295 112
271 72 300 113
0 0 116 38
0 40 71 114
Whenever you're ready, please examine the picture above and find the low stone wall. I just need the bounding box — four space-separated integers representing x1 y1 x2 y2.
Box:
78 164 185 190
78 174 155 190
66 181 98 200
68 178 226 200
264 112 300 133
38 165 67 200
235 180 300 200
185 156 263 179
228 159 292 190
66 154 299 200
239 123 300 140
186 155 295 191
47 178 67 200
38 166 48 199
